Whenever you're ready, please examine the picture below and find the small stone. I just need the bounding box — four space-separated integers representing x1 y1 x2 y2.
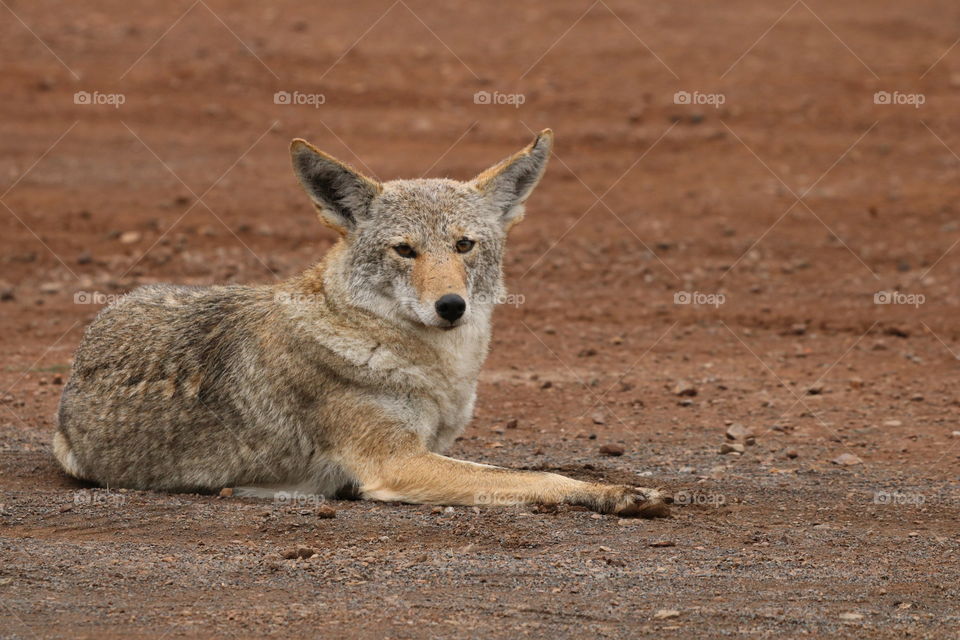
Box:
52 374 63 385
909 393 924 402
77 251 93 265
788 323 807 335
744 436 756 447
786 449 799 459
673 381 698 397
599 443 625 456
952 431 960 438
885 325 911 338
831 453 863 466
725 423 753 441
648 540 675 547
591 412 606 425
883 420 902 428
505 418 518 429
0 285 13 301
839 612 864 622
119 231 142 244
653 609 681 620
219 487 234 497
293 546 315 559
315 504 336 519
39 282 62 294
807 384 824 395
720 443 745 455
540 380 553 390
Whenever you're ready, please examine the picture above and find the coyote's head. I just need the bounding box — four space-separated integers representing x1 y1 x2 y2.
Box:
290 130 553 330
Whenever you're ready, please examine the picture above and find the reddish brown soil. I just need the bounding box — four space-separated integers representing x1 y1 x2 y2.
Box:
2 1 959 637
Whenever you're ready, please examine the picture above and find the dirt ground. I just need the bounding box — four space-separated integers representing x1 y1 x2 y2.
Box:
2 1 959 637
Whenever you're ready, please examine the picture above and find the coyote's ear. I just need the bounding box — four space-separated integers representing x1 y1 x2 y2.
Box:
290 139 382 234
471 129 553 229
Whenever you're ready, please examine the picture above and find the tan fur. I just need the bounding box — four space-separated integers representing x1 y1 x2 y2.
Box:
54 130 671 518
411 252 467 303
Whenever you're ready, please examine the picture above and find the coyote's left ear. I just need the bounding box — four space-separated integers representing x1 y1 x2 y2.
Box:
471 129 553 229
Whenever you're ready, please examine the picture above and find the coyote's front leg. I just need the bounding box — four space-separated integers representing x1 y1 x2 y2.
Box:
340 429 671 518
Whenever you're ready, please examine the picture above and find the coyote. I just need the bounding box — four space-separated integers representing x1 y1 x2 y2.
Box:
54 130 670 518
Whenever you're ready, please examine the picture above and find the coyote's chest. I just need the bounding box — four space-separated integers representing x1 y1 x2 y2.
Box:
298 307 491 450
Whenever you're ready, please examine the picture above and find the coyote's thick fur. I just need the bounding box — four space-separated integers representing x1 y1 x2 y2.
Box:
54 130 670 517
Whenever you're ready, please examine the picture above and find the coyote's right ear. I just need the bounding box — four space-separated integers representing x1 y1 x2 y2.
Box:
290 139 382 234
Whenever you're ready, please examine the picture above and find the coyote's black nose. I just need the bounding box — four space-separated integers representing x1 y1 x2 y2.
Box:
435 294 466 323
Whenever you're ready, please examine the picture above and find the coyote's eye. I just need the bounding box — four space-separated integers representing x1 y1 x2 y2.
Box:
455 238 475 254
393 244 417 258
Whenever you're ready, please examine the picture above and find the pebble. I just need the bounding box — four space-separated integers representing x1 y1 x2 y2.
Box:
505 419 518 429
839 612 863 621
720 443 745 455
315 505 336 519
599 443 625 456
786 449 799 459
653 609 681 620
725 423 753 441
831 453 863 466
673 381 698 397
281 545 316 560
648 540 675 547
40 282 62 294
883 420 902 427
807 384 824 395
909 393 924 402
591 412 606 425
219 487 234 497
119 231 142 244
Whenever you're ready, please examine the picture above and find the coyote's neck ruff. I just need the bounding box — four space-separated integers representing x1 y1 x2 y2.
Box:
54 130 670 518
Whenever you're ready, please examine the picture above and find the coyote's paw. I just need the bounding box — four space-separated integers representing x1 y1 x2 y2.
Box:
606 485 672 518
